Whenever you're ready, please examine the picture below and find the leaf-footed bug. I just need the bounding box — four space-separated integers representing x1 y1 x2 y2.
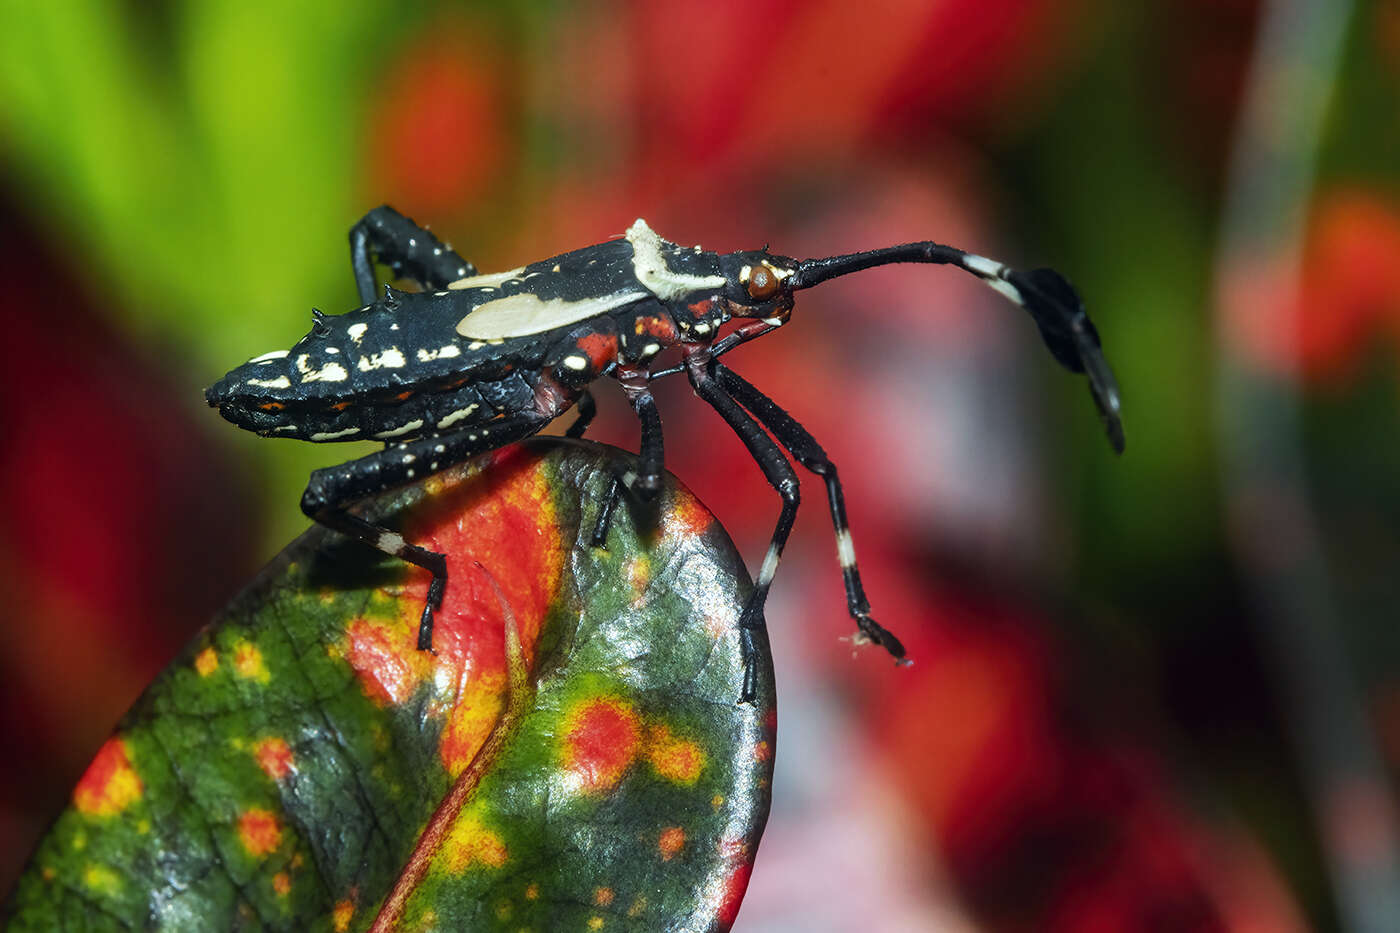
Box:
207 205 1124 702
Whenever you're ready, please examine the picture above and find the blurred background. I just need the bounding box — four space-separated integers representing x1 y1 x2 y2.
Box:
2 0 1398 928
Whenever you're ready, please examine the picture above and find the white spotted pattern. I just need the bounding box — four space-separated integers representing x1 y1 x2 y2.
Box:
357 348 407 371
310 427 361 441
374 419 424 439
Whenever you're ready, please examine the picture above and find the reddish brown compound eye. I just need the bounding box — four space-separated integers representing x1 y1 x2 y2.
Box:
746 265 780 300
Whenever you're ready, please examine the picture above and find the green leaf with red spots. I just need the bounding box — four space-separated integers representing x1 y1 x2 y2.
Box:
3 439 775 931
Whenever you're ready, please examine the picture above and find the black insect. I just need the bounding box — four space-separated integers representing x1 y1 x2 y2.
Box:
207 206 1123 701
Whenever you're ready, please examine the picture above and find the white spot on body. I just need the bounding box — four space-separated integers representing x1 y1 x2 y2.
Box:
246 375 291 390
325 347 340 354
640 342 661 358
296 355 349 383
562 355 589 371
762 317 785 327
437 405 478 428
374 419 424 439
357 348 407 371
692 322 711 335
836 529 857 568
446 267 525 290
625 219 727 300
416 345 462 362
347 323 368 344
310 427 361 441
457 291 643 340
378 532 406 554
248 349 289 364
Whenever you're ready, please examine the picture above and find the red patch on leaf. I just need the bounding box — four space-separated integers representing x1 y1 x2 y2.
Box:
344 617 428 706
715 857 753 929
662 487 714 541
238 807 282 858
397 445 565 775
562 696 642 793
254 737 294 781
73 736 143 816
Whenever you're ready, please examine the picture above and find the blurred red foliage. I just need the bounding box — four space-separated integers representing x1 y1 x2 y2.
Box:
1224 188 1400 384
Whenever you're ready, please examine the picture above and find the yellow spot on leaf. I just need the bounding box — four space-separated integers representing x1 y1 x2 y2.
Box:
627 556 651 600
495 901 512 920
627 896 647 918
438 670 507 776
41 866 55 882
83 863 121 894
273 872 291 896
594 887 614 906
332 899 354 931
73 737 143 816
525 882 539 900
588 916 605 930
232 640 270 683
195 647 218 676
443 810 508 872
646 725 705 784
712 794 724 809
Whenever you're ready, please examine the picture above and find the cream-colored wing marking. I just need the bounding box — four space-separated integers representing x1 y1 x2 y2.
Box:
626 219 726 300
446 267 525 290
456 289 645 340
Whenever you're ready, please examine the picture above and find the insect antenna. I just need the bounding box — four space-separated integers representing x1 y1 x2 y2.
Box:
791 243 1125 453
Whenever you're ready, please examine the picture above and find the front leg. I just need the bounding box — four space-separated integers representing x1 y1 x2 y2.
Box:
712 361 905 662
349 205 478 303
686 352 799 704
301 413 551 650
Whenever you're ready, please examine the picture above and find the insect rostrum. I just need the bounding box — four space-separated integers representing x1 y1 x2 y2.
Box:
207 205 1124 702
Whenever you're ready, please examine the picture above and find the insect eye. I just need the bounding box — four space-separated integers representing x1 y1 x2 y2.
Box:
746 265 780 300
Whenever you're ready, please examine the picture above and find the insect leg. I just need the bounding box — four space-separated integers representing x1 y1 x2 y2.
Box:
565 389 596 439
712 362 906 662
589 384 664 547
688 363 799 703
300 413 551 650
348 205 478 303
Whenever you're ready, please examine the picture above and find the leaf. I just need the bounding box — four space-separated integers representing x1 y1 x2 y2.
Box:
2 439 775 931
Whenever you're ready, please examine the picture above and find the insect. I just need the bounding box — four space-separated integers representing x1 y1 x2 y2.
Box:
208 205 1123 702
